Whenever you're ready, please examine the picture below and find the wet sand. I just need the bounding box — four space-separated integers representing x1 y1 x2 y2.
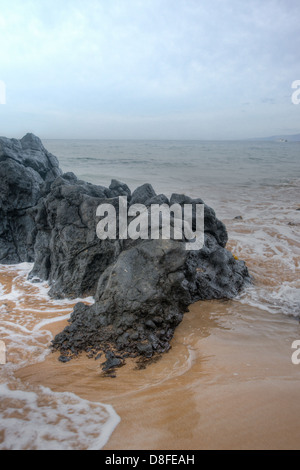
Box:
16 299 300 450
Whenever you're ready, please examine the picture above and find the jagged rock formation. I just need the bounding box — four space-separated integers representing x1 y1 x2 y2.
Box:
0 134 251 370
0 133 62 263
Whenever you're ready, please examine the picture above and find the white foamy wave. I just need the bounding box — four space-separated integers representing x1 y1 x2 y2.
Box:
0 262 34 273
0 262 95 307
239 282 300 318
0 321 52 368
0 383 120 450
0 263 120 450
32 313 72 332
221 183 300 318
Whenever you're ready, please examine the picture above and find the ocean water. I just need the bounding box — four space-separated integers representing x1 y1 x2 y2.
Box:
43 139 300 194
0 139 300 449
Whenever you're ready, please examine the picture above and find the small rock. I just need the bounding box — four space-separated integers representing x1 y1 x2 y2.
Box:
58 355 72 363
137 341 153 357
145 319 156 329
101 351 124 371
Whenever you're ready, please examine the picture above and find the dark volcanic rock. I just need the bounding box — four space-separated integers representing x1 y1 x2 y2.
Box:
51 234 249 365
101 351 125 372
52 239 191 359
107 179 131 199
0 133 62 263
28 172 121 298
50 187 250 365
130 183 156 205
0 134 251 370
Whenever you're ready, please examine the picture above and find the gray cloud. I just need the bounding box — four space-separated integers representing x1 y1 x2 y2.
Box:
0 0 299 139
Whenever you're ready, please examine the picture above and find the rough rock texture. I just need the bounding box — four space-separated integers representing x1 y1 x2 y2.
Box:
46 181 250 366
28 171 122 299
0 133 251 370
53 240 190 360
0 133 62 263
52 235 249 366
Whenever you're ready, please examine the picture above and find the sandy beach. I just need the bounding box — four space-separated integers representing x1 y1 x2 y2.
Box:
15 297 300 450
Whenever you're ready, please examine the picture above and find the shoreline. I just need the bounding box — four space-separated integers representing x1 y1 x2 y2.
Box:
15 299 300 450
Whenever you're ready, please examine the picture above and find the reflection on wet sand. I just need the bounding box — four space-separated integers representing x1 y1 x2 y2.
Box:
14 294 300 450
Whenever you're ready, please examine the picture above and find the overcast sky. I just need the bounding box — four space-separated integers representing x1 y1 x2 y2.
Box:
0 0 299 140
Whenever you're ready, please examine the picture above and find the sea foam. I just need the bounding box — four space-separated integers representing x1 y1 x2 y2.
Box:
0 383 120 450
0 263 120 450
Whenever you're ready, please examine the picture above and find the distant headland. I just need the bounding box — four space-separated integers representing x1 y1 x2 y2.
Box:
247 133 300 142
